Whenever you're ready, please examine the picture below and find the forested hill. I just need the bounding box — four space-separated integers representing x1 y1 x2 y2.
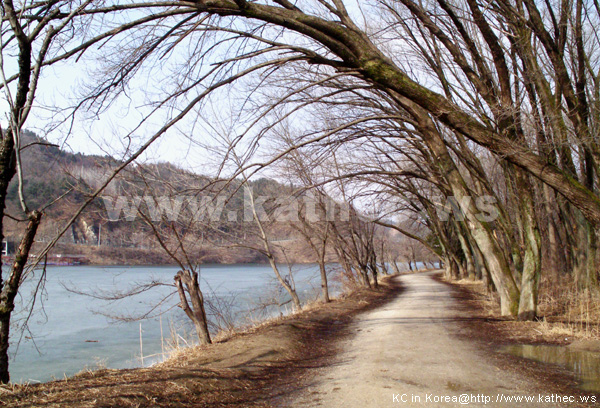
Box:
4 130 309 265
6 130 114 213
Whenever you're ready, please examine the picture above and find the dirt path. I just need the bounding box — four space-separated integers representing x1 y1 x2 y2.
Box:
285 272 588 407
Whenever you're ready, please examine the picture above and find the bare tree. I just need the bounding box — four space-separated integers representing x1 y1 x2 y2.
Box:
0 0 190 382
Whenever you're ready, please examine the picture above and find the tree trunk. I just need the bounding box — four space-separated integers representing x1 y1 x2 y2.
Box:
450 258 460 280
573 212 591 288
370 262 379 289
586 223 599 287
336 247 358 286
391 260 402 275
456 225 476 280
360 266 371 288
0 131 17 384
517 214 542 320
175 270 211 345
516 173 542 321
442 255 451 279
0 212 42 383
469 237 487 281
317 231 330 302
245 182 301 311
268 256 302 311
318 261 330 303
542 184 561 277
0 313 9 385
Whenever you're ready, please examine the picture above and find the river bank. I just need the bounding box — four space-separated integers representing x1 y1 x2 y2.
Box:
46 239 327 266
9 264 346 383
0 275 400 407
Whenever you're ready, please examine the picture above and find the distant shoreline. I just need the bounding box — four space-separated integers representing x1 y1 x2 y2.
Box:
40 260 323 267
36 242 330 267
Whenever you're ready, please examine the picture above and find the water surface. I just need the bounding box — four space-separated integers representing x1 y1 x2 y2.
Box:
502 344 600 393
11 263 341 383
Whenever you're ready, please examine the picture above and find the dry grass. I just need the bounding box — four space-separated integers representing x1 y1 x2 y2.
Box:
538 274 600 338
447 273 600 342
536 319 576 337
160 292 347 367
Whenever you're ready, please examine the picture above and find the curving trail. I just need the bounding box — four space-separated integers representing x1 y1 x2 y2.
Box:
286 272 576 407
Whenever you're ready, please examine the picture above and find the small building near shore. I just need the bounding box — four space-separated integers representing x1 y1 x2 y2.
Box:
1 240 16 256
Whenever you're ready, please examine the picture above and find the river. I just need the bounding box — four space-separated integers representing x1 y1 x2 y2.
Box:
10 263 343 383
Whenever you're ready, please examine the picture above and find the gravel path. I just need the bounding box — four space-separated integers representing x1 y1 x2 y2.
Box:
288 272 579 407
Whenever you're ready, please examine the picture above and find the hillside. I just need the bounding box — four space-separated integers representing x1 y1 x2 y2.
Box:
3 131 318 265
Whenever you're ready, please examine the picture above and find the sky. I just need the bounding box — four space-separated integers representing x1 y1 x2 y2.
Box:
25 60 206 168
2 0 369 177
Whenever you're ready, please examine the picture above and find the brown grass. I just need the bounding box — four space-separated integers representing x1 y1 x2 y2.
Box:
537 274 600 338
446 274 600 343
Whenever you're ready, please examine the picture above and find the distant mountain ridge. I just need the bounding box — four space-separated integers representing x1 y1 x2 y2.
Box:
5 130 313 265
